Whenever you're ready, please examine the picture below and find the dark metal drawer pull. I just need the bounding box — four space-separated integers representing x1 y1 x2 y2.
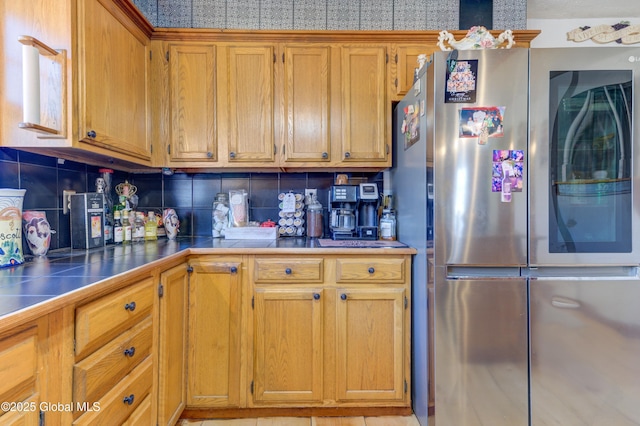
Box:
123 347 136 357
123 394 134 405
124 302 136 311
313 293 320 300
340 293 347 301
368 267 375 274
285 268 292 275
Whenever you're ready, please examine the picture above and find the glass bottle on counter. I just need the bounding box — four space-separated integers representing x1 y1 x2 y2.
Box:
113 210 123 245
122 211 132 244
379 209 397 241
133 212 145 243
307 194 323 238
145 211 158 241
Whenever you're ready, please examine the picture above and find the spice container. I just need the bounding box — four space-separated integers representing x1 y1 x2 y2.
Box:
379 209 397 241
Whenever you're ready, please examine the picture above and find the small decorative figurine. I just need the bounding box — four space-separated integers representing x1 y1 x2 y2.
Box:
115 180 138 211
163 209 180 240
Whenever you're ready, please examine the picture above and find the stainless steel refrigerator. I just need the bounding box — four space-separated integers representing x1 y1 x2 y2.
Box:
393 47 640 426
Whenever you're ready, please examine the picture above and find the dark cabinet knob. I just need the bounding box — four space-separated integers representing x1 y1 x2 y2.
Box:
124 302 136 311
285 268 292 275
344 152 351 158
87 130 96 138
230 266 238 274
313 293 320 300
123 394 135 405
322 152 328 159
230 152 236 159
207 151 213 158
368 267 375 274
340 293 347 301
123 347 136 357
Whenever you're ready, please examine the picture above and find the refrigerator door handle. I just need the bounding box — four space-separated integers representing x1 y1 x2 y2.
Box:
550 296 581 309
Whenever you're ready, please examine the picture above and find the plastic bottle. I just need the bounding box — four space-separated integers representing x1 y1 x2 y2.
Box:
113 210 123 245
306 194 323 238
133 212 145 243
212 192 230 237
145 211 158 241
122 211 132 244
380 209 397 241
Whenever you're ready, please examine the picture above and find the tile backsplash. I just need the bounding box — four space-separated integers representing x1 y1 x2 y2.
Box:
0 148 381 250
134 0 527 31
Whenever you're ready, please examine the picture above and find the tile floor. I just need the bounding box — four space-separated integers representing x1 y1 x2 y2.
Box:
179 415 420 426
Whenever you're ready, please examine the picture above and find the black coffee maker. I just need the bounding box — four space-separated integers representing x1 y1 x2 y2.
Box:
328 183 379 240
356 183 379 240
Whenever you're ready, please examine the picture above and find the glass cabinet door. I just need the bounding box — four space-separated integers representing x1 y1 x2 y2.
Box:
549 70 632 253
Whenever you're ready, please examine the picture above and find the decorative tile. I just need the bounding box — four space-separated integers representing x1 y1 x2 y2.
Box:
393 0 428 30
193 0 227 28
132 0 158 27
0 161 19 189
426 0 459 30
193 177 222 207
293 0 327 30
327 0 360 30
361 0 393 30
227 0 261 30
261 0 294 29
493 0 527 29
157 0 192 28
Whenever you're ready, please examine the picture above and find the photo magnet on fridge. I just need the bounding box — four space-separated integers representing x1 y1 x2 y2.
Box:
445 59 478 103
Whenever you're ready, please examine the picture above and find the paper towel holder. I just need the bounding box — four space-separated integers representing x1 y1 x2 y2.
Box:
18 35 67 138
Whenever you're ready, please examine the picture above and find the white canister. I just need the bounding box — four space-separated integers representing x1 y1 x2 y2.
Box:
0 189 27 267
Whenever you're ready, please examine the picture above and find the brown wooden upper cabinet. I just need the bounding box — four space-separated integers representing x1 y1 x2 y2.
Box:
0 0 152 171
340 45 390 166
391 44 439 101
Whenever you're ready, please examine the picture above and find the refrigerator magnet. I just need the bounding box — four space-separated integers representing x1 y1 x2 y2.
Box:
445 59 478 103
492 150 524 200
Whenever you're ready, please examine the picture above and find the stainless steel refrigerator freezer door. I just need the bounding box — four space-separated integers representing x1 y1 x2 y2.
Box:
529 47 640 266
530 276 640 425
433 49 529 267
435 267 528 426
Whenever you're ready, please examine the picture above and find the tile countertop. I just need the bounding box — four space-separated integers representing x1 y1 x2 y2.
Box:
0 237 416 320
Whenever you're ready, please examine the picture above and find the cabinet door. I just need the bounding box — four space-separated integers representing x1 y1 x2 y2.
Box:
222 45 275 163
392 45 436 100
253 288 324 404
0 318 47 424
335 287 405 401
187 258 242 407
340 45 389 165
168 44 217 163
78 0 150 162
281 45 331 165
157 264 188 425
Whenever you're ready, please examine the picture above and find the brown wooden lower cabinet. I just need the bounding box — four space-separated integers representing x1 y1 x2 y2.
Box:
186 256 244 408
0 250 413 425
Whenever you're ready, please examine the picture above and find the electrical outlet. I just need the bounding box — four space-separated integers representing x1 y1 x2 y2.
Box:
305 188 317 205
63 190 76 214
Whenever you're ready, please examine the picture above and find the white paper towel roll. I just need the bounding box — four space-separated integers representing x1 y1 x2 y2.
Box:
22 44 40 124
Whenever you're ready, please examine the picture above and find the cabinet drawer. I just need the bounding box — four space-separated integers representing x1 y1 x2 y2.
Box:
75 278 154 359
254 258 323 283
336 258 406 283
73 356 152 425
74 316 152 404
122 394 152 426
0 327 38 404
